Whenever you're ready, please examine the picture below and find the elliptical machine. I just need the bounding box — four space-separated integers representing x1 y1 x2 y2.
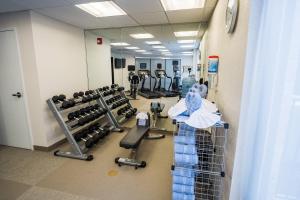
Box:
171 60 181 94
127 65 139 100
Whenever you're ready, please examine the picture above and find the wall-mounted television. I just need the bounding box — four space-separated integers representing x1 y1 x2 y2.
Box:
121 58 126 68
114 58 126 68
172 60 179 65
128 65 135 71
157 63 162 69
140 63 147 69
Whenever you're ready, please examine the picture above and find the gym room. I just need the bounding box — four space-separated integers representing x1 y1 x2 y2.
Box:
0 0 299 199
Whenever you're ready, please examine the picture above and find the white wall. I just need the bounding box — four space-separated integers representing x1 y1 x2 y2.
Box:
203 0 250 198
85 32 112 89
111 52 135 91
0 11 46 146
30 12 88 146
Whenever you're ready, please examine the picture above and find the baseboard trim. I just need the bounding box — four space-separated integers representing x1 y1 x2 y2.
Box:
33 138 67 152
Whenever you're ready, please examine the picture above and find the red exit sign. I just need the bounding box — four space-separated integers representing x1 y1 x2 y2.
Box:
97 37 102 45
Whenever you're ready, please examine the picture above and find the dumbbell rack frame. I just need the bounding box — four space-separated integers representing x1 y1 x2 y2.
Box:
47 96 113 161
96 87 134 129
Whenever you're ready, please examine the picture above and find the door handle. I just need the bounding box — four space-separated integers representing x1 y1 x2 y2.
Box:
12 92 22 98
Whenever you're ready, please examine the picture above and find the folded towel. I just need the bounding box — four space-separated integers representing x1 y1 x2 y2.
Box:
174 136 195 145
175 144 196 155
173 192 195 200
178 124 196 137
175 153 198 165
172 168 194 178
173 184 194 195
173 175 195 186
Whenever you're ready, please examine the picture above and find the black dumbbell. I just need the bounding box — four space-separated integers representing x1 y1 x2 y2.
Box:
117 87 125 92
52 94 74 109
88 125 108 142
117 107 127 115
61 99 76 109
74 130 94 148
68 111 89 126
111 84 118 89
52 94 66 103
73 91 84 99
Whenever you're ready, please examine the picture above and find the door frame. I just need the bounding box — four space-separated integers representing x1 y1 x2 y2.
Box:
0 27 33 150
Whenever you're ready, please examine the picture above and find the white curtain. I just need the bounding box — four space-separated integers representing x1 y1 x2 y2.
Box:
230 0 300 199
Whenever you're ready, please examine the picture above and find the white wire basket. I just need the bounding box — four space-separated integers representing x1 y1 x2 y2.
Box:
171 119 229 200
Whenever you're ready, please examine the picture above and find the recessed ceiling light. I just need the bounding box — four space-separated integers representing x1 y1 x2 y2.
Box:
145 41 162 45
152 45 166 49
160 0 205 11
75 1 127 17
142 52 152 54
174 31 198 37
177 40 195 44
135 50 146 52
110 42 130 46
125 46 139 50
158 49 169 52
180 45 194 48
182 51 193 55
130 33 154 39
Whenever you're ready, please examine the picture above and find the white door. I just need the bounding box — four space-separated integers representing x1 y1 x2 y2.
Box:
0 30 32 149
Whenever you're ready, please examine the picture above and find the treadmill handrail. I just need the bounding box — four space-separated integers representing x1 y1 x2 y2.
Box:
149 74 157 92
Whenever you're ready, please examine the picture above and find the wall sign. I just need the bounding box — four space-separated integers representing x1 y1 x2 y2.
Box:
97 37 102 45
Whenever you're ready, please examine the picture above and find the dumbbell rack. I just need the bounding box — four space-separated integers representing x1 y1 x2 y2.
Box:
47 92 114 161
96 86 135 129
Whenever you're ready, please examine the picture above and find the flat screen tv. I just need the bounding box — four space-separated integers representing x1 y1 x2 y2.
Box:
172 60 179 65
157 63 162 69
140 63 147 69
121 58 126 68
128 65 135 71
114 58 122 68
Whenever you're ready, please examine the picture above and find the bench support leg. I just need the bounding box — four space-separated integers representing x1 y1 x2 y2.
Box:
115 147 147 169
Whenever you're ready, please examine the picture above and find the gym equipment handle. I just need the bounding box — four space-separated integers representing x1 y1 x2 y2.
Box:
12 92 22 98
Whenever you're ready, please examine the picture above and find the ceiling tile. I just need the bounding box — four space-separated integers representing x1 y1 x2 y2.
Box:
11 0 70 9
130 12 168 25
0 1 24 13
114 0 164 13
166 8 205 23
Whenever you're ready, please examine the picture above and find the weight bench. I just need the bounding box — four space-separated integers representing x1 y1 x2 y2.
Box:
115 113 165 169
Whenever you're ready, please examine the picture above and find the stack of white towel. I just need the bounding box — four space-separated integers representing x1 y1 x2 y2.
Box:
172 124 198 200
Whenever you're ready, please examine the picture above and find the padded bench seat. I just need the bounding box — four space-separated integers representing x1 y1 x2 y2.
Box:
120 126 149 149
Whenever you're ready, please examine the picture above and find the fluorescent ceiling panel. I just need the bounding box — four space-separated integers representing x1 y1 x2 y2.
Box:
180 45 194 48
130 33 154 39
174 31 198 37
152 45 166 49
145 41 162 45
160 0 205 11
142 52 152 54
110 42 130 46
135 49 146 52
75 1 127 17
177 40 196 44
158 49 169 52
125 46 139 49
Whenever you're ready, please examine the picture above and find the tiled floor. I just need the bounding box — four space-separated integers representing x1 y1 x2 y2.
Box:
0 95 176 200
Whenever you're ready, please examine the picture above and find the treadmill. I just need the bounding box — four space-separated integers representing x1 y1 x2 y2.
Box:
137 63 160 99
154 63 178 97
